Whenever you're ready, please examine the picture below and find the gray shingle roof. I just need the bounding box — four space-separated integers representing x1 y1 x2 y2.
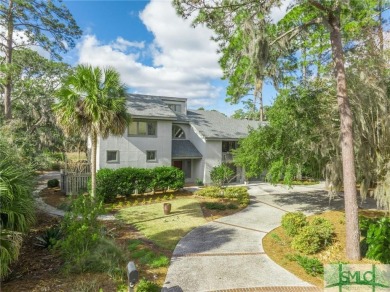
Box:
126 94 177 120
187 110 263 140
172 140 202 159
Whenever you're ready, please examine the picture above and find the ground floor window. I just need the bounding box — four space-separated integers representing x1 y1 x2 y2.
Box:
106 150 119 163
146 150 157 162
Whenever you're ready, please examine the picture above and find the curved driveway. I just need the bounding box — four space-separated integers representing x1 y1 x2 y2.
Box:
163 182 378 291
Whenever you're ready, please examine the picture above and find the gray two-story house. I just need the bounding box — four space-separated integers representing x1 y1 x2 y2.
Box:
95 94 262 184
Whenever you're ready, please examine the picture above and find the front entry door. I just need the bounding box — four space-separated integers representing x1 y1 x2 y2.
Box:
173 160 183 169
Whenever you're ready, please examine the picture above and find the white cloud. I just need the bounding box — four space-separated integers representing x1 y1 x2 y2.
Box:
270 0 294 23
76 0 223 108
111 37 144 51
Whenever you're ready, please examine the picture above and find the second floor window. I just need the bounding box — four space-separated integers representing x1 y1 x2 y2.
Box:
128 120 157 136
168 104 182 113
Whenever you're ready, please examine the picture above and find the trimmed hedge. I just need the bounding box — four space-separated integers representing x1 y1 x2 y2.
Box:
95 166 184 202
195 186 250 206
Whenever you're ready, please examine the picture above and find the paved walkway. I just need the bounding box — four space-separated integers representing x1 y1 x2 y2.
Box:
34 171 115 220
163 182 379 292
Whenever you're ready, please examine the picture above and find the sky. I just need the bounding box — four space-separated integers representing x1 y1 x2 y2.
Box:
61 0 288 116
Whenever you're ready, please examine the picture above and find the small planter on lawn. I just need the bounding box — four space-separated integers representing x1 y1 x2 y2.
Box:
163 203 171 215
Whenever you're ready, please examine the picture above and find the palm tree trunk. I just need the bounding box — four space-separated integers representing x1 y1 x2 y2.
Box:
91 132 97 198
329 13 360 260
4 0 14 119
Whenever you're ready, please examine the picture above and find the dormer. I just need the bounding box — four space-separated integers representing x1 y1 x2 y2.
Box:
161 97 187 115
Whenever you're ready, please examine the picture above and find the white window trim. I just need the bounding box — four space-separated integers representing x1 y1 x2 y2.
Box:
106 150 120 163
128 120 157 137
146 150 157 162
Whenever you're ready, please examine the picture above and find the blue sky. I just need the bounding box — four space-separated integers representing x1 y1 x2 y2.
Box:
62 0 281 116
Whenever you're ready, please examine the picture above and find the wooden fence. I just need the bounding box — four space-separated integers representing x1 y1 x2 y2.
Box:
60 170 91 195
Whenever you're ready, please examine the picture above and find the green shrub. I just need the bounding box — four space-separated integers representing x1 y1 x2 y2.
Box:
227 203 238 209
224 186 250 205
35 225 62 248
365 217 390 263
152 166 184 191
136 279 160 292
195 178 204 186
194 186 223 198
47 178 60 188
281 212 308 237
291 217 334 255
291 225 322 254
55 195 104 272
95 168 116 202
294 255 324 276
204 202 227 210
210 164 234 186
95 166 184 202
310 217 334 246
195 186 250 206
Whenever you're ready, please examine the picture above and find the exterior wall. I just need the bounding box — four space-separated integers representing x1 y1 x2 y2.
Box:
188 125 223 184
97 120 172 170
203 140 222 184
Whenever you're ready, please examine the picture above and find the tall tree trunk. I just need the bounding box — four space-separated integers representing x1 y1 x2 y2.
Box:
329 13 361 260
4 0 14 119
255 78 264 121
91 132 97 198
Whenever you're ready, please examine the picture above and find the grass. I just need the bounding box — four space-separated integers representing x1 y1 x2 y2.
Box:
117 198 207 250
262 210 385 287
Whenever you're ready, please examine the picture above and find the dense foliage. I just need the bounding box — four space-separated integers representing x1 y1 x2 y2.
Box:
281 212 308 237
291 217 334 255
95 166 185 202
360 216 390 263
210 164 234 186
0 139 36 279
195 186 250 206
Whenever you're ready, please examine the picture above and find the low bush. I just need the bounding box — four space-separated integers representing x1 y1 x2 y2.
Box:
210 164 234 186
281 212 308 237
195 186 250 206
195 186 223 198
224 186 250 205
55 195 104 272
291 217 334 254
136 279 160 292
35 225 62 248
47 178 59 188
293 255 324 276
95 166 184 202
204 202 227 210
365 217 390 263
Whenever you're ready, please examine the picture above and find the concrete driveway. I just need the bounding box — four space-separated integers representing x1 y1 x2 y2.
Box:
163 182 378 292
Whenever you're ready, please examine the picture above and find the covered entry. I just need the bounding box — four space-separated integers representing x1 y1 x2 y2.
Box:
172 140 202 182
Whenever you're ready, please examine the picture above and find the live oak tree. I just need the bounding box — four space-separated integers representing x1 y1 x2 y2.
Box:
174 0 387 260
0 49 71 163
0 0 82 119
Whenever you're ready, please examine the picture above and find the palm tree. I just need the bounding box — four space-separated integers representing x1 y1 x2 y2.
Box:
0 138 35 279
53 65 131 198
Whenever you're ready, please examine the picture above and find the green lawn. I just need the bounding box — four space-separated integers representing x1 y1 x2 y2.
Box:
117 198 207 250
